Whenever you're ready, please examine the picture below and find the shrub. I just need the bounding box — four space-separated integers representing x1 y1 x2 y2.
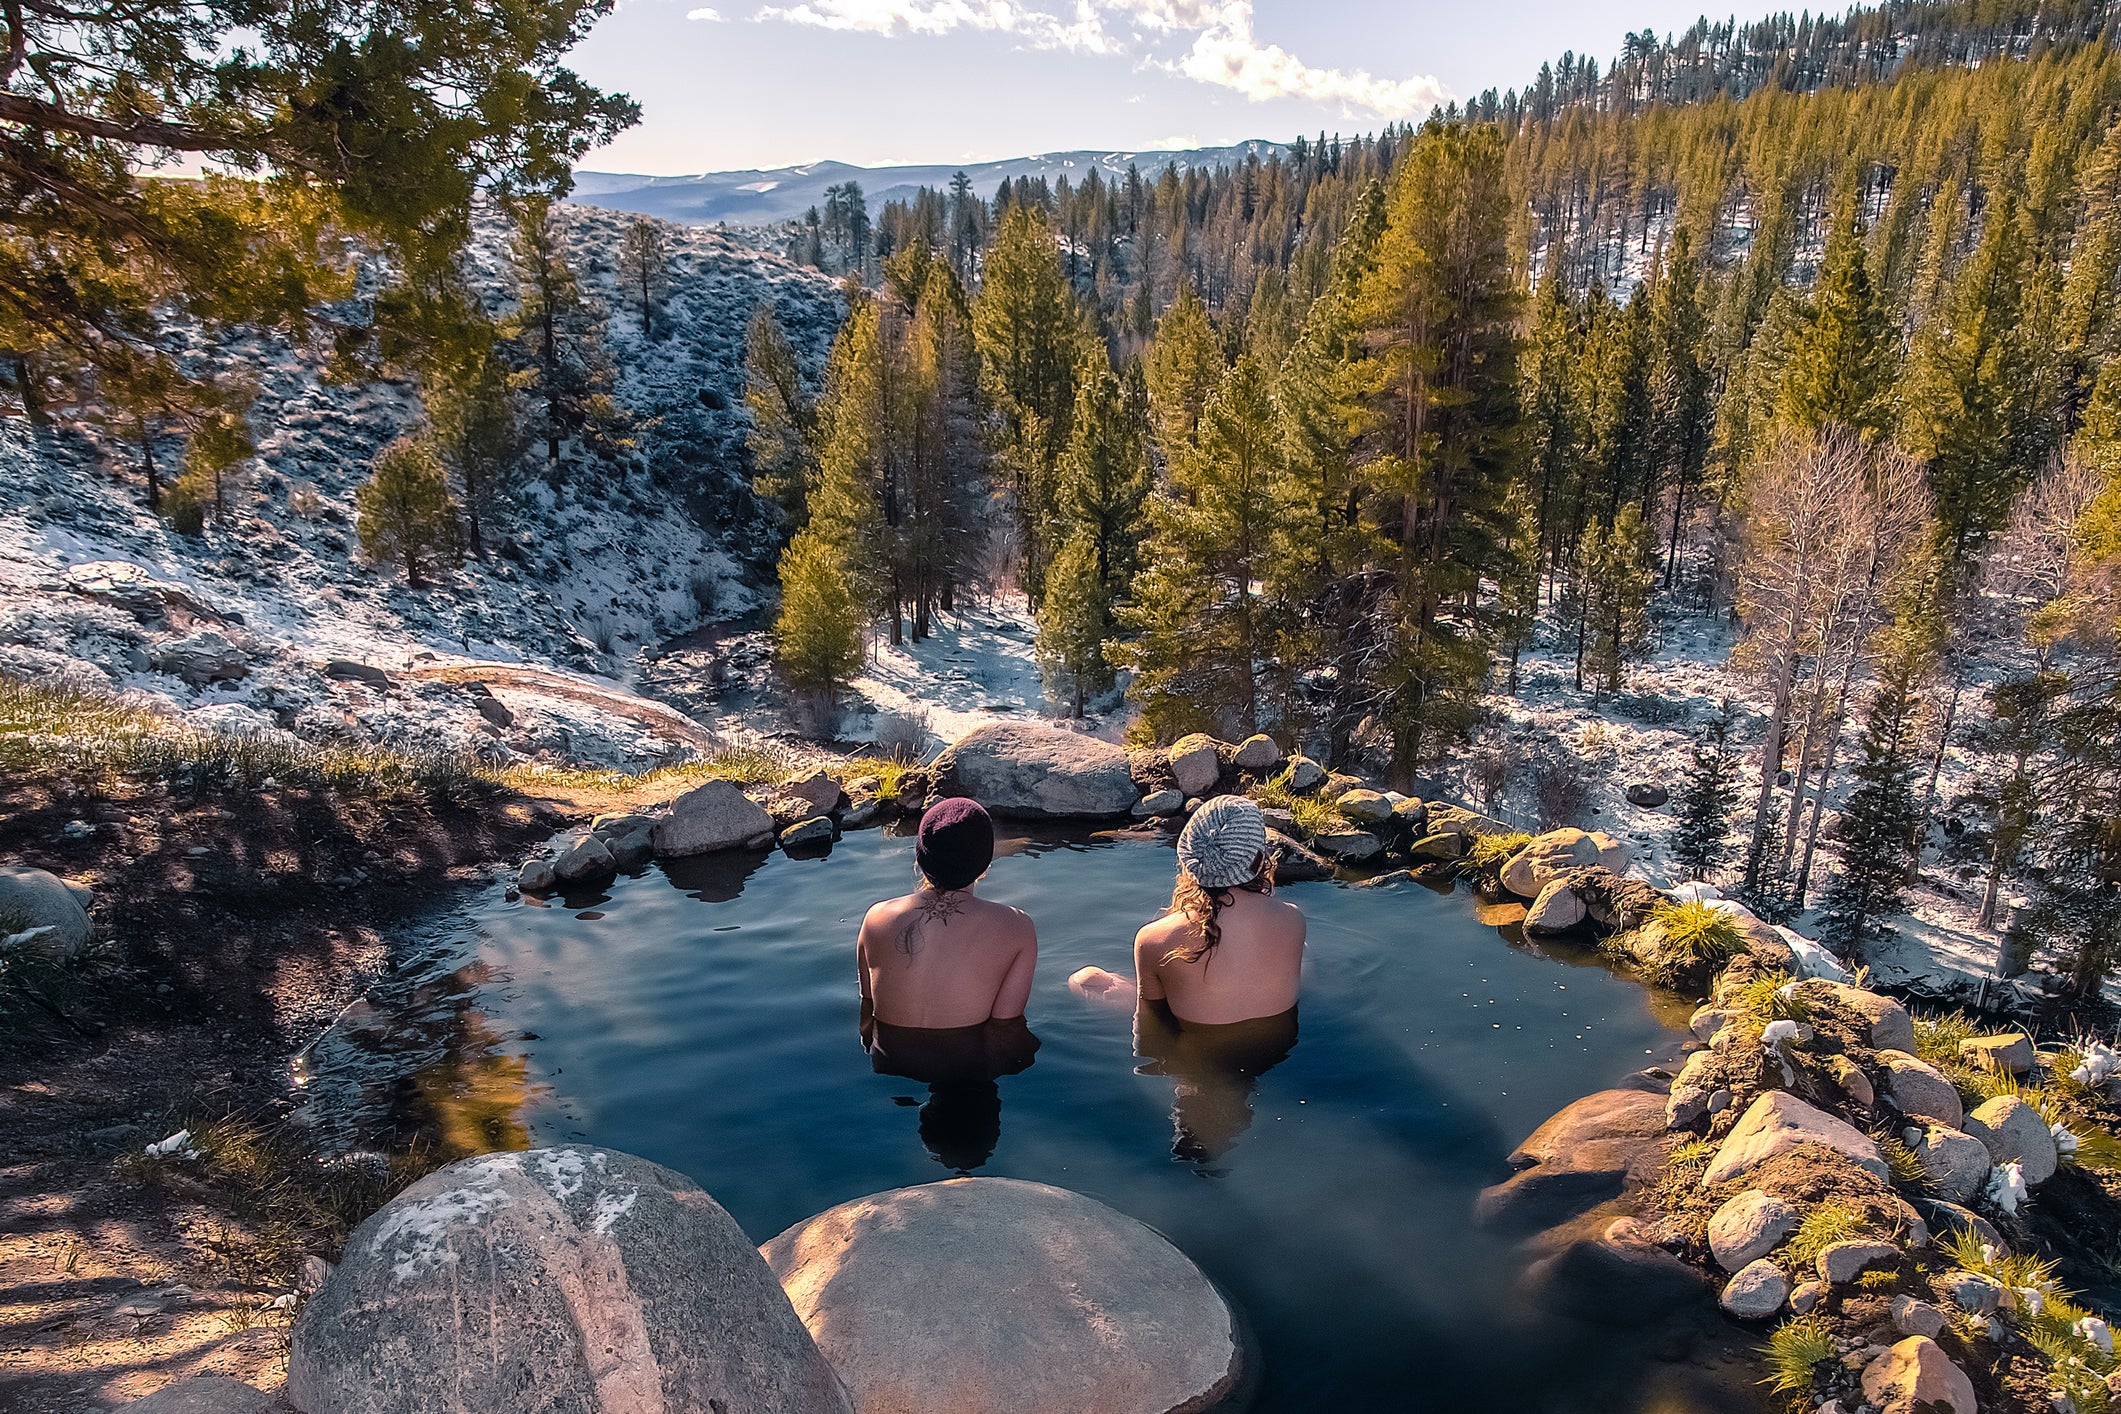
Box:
163 466 212 535
872 707 931 763
1531 750 1592 829
356 437 460 587
1728 971 1808 1026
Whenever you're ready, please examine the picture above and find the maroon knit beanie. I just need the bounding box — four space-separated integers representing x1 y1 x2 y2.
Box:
917 797 994 890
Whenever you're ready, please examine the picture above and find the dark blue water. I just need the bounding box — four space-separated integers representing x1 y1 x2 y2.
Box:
319 825 1764 1412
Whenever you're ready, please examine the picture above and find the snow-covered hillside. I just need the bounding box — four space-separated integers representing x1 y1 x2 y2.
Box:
0 206 845 768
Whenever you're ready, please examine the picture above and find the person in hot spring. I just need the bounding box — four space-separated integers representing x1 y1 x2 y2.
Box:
1069 794 1306 1027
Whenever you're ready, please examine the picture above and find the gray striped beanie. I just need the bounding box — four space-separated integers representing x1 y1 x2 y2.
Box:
1176 795 1269 889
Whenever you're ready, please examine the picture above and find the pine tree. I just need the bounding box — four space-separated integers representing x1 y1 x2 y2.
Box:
1522 234 1584 567
972 202 1080 595
1775 193 1898 442
1144 282 1224 463
162 405 255 535
356 438 460 589
506 199 624 468
1117 353 1286 739
616 218 670 341
1647 228 1714 582
1822 653 1925 947
1581 502 1658 693
424 340 520 558
745 304 820 529
1036 533 1113 716
1672 705 1741 881
773 528 864 698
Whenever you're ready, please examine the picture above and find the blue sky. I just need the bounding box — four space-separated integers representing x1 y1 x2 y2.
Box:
568 0 1737 175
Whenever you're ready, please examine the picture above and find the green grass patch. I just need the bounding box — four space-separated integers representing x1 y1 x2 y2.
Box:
1761 1314 1837 1402
1877 1136 1931 1192
1465 831 1532 872
1727 971 1808 1026
1783 1202 1866 1269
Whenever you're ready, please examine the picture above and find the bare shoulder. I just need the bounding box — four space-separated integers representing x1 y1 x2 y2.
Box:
1136 911 1184 948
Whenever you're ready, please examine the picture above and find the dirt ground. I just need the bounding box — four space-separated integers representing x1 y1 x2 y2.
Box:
0 767 651 1411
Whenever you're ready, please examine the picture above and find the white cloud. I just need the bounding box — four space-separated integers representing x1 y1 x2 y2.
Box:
1147 132 1198 149
686 5 726 16
744 0 1447 116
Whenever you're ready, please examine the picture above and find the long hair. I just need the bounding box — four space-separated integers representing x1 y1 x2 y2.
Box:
1161 853 1275 968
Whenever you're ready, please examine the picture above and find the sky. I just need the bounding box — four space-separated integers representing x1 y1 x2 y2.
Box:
566 0 1738 176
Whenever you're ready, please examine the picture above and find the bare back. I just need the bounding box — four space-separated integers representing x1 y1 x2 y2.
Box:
1134 890 1305 1026
859 887 1037 1029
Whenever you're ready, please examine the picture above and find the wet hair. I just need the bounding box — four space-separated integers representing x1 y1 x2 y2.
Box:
1161 851 1275 969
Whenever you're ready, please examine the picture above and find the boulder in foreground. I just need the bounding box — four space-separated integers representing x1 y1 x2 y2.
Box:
762 1177 1242 1414
1701 1091 1889 1187
0 865 93 957
652 779 776 857
932 722 1140 818
288 1145 850 1414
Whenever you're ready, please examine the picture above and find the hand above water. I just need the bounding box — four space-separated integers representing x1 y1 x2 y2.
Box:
1068 966 1135 1007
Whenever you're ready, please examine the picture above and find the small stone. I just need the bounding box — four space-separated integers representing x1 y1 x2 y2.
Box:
1625 783 1670 808
1708 1191 1800 1272
841 796 888 830
1702 1093 1889 1187
1283 755 1326 791
1311 829 1384 862
607 830 654 870
1688 1005 1736 1041
1828 1054 1875 1107
1665 1050 1718 1129
1132 789 1184 818
1958 1034 2036 1075
1336 789 1394 824
1232 734 1282 772
1962 1095 2059 1187
1719 1259 1789 1319
1790 1280 1827 1315
1944 1271 2005 1316
1890 1295 1946 1338
514 857 553 893
1390 798 1428 830
552 834 616 884
1266 830 1334 881
781 767 844 813
1910 1124 1992 1203
1818 1240 1899 1284
1407 831 1466 861
1876 1050 1964 1127
117 1375 284 1413
780 816 835 849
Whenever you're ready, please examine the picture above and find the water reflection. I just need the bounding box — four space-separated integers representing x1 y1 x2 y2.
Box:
1133 1000 1298 1167
861 1007 1040 1173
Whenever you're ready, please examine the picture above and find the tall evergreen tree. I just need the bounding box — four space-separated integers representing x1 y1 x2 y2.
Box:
1036 533 1114 717
356 438 460 589
1648 227 1715 583
506 199 622 468
1144 282 1224 463
774 529 864 703
1774 195 1899 441
424 339 521 558
1672 704 1741 881
745 304 821 530
616 218 670 341
1822 649 1925 947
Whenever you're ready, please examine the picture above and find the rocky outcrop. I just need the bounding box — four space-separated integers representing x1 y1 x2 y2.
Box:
1310 829 1383 862
1701 1092 1890 1187
150 629 248 684
288 1146 850 1414
1476 1089 1670 1233
933 722 1139 818
1790 980 1915 1053
1499 829 1629 900
652 779 776 857
762 1178 1241 1414
0 865 93 957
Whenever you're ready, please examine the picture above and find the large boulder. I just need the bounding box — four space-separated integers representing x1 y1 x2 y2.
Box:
1283 755 1326 792
1500 829 1628 900
1475 1089 1670 1233
287 1146 850 1414
762 1178 1241 1414
1166 734 1224 798
1311 829 1383 862
1963 1095 2060 1187
1518 1229 1707 1325
1861 1336 1976 1414
1232 734 1281 772
1876 1050 1964 1127
1523 880 1588 935
0 865 93 957
1959 1033 2036 1075
552 833 617 885
1336 789 1394 824
1909 1124 1992 1203
1791 980 1915 1053
651 779 776 857
934 723 1139 818
1701 1092 1890 1187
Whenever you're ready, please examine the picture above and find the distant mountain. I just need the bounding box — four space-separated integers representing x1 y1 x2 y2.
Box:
570 143 1288 226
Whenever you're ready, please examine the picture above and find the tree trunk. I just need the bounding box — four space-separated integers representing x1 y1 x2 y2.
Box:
141 435 160 511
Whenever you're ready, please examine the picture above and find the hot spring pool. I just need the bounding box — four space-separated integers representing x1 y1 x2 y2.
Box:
308 824 1772 1412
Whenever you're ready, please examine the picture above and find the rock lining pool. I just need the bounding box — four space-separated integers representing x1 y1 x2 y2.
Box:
305 824 1777 1411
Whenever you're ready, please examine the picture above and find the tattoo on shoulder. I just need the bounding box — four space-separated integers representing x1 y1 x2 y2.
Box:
898 889 965 955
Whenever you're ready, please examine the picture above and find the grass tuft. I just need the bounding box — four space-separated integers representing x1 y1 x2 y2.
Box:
1784 1202 1866 1268
1465 831 1532 873
1761 1314 1837 1401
